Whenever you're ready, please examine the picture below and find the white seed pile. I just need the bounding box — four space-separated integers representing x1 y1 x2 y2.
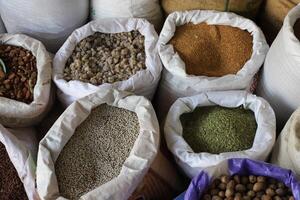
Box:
55 104 140 200
63 31 146 85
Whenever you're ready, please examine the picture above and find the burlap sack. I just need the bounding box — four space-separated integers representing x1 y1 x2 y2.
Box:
259 0 300 43
161 0 263 19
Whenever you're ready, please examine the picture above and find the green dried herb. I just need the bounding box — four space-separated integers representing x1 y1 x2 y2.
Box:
180 106 257 154
0 58 7 74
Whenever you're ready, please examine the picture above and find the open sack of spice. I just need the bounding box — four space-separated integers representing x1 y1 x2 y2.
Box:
37 88 160 200
0 124 39 200
164 90 276 178
0 34 52 127
154 10 269 121
53 18 162 107
271 107 300 176
177 158 300 200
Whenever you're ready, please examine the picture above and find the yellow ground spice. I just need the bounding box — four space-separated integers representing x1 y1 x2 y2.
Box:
169 23 253 77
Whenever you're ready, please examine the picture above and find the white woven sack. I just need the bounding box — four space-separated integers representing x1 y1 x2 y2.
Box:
0 0 89 53
0 15 6 33
8 127 39 162
164 90 276 178
0 34 52 127
256 4 300 129
91 0 163 30
0 125 39 200
53 18 162 107
271 107 300 175
37 88 160 200
155 10 269 121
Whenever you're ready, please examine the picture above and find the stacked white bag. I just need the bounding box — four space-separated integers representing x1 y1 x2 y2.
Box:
0 0 89 53
53 18 162 107
164 90 276 178
0 15 6 33
257 4 300 129
271 107 300 175
155 10 269 121
91 0 163 30
0 125 39 200
37 88 160 200
0 34 52 127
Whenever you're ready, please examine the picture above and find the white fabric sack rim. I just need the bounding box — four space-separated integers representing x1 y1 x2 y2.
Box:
283 3 300 54
158 10 269 89
0 33 52 119
164 90 276 177
53 18 162 99
37 88 160 200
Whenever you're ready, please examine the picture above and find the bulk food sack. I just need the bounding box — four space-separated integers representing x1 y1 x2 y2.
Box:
0 34 52 127
256 4 300 130
259 0 300 43
271 108 300 175
0 16 6 33
0 0 89 53
37 88 160 200
91 0 163 31
155 10 269 121
0 124 39 200
164 91 276 178
178 159 300 200
53 18 162 107
162 0 263 19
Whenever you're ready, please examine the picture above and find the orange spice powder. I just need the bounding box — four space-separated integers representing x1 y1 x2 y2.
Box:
169 23 253 77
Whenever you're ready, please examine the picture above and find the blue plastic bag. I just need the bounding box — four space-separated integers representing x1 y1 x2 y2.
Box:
180 158 300 200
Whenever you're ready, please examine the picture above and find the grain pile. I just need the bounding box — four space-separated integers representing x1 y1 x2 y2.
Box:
0 45 37 103
63 31 146 85
181 106 257 154
169 23 253 77
55 104 140 199
0 143 28 200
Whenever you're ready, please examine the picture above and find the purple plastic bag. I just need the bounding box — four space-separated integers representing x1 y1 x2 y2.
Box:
183 158 300 200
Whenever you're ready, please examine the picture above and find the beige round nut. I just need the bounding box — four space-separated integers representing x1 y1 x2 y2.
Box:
218 191 225 198
243 196 251 200
233 175 240 184
276 188 286 196
235 184 246 193
262 195 272 200
227 180 236 190
266 188 276 197
203 194 212 200
218 183 226 190
225 188 234 198
257 176 266 183
274 196 282 200
247 190 256 198
249 175 257 183
241 176 249 185
253 182 265 192
220 175 230 184
212 195 222 200
210 188 219 196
